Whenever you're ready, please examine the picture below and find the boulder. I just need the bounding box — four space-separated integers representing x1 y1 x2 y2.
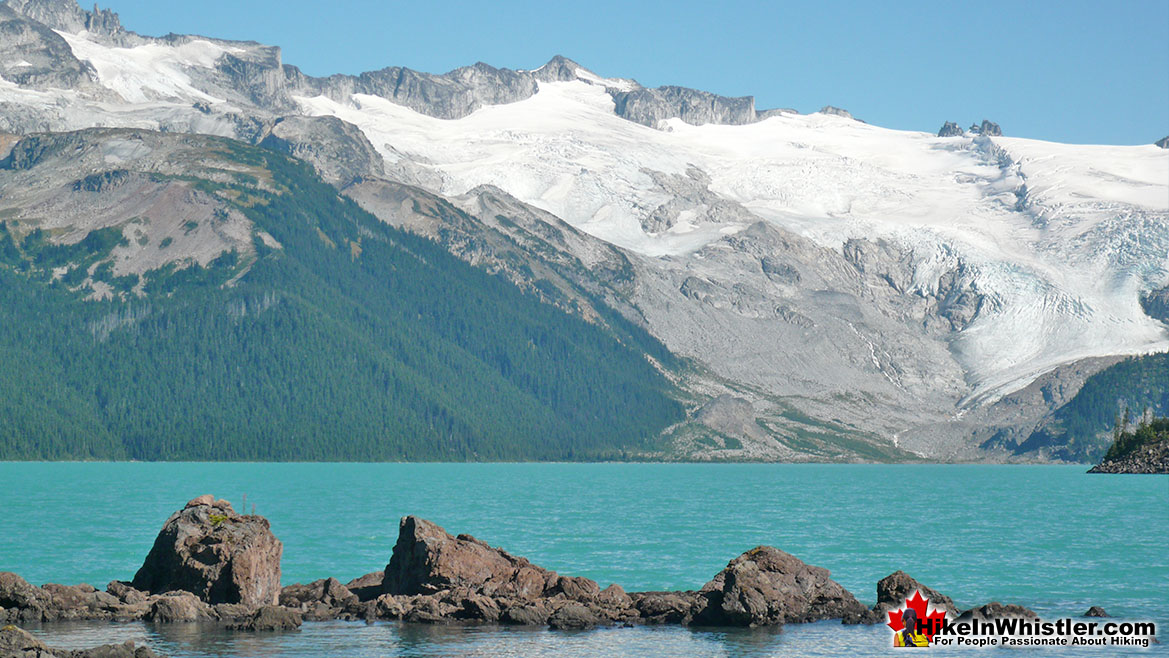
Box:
1084 606 1109 618
0 572 49 622
630 591 697 625
500 601 551 626
227 605 302 631
691 546 866 627
0 624 48 655
383 516 586 601
1 623 164 657
343 572 384 602
848 570 962 624
146 592 212 623
279 578 357 610
106 581 148 605
548 603 599 630
131 495 282 607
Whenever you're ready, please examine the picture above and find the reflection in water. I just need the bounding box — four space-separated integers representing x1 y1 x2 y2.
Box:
25 619 1160 658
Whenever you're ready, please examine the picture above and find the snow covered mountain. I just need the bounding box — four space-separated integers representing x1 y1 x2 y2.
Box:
2 0 1166 460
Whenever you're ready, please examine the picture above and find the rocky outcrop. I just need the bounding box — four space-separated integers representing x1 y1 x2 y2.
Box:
1088 439 1169 474
0 624 163 658
938 121 964 137
1139 285 1169 323
131 495 283 607
260 115 384 186
610 86 757 128
970 119 1002 136
1084 606 1109 617
957 602 1038 622
818 106 854 120
0 3 97 91
226 605 302 631
1155 137 1168 149
691 546 866 626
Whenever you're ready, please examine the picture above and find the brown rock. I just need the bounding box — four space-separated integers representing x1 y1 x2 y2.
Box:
383 516 588 602
0 572 49 621
548 603 599 630
0 624 48 654
279 578 357 610
131 497 282 607
630 591 697 625
692 546 866 626
1084 606 1109 618
226 605 302 631
106 581 148 605
343 572 384 602
146 592 212 623
185 495 214 509
596 584 633 609
500 601 551 625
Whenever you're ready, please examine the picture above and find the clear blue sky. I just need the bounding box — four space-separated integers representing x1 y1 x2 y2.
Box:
102 0 1168 145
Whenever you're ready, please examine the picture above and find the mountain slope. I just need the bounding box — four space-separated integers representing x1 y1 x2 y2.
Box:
0 0 1166 461
0 129 683 460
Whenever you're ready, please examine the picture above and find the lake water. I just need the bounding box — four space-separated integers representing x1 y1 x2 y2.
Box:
1 463 1165 656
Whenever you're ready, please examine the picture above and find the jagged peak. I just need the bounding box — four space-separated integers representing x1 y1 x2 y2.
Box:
5 0 121 36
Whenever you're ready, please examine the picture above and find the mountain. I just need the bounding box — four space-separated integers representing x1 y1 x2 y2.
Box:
0 0 1166 462
0 128 683 460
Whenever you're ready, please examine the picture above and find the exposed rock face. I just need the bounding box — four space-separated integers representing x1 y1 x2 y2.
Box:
970 119 1002 136
938 121 964 137
259 115 384 186
146 592 212 623
1139 285 1169 323
1155 136 1168 149
692 546 866 626
131 495 283 607
292 61 538 121
0 3 96 91
819 106 854 120
610 86 757 127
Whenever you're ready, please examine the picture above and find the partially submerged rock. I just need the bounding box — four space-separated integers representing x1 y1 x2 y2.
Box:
957 601 1038 622
691 546 866 626
132 495 283 607
0 623 164 657
1084 606 1109 617
226 605 302 632
848 570 961 624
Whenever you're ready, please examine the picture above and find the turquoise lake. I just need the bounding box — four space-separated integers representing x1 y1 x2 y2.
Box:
1 463 1166 656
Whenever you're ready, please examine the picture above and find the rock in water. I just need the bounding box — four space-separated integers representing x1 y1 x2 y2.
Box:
869 570 960 621
131 495 282 607
383 516 585 600
692 546 866 626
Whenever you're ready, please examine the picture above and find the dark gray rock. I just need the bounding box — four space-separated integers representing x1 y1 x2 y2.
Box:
1139 285 1169 323
819 106 854 120
500 601 551 625
0 3 97 91
260 115 384 187
692 546 866 626
938 121 964 137
132 495 283 607
610 86 756 128
226 605 302 631
1084 606 1109 617
279 577 358 610
970 119 1002 136
1154 136 1167 149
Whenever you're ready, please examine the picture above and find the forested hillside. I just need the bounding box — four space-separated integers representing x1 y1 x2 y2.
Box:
1015 352 1169 461
0 133 683 461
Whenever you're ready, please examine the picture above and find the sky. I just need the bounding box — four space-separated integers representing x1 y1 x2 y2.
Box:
98 0 1168 145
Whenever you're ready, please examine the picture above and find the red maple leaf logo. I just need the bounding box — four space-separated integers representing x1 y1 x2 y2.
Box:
887 590 949 642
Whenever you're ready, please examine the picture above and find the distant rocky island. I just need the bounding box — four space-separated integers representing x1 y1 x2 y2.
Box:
1 494 1059 655
1089 417 1169 474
